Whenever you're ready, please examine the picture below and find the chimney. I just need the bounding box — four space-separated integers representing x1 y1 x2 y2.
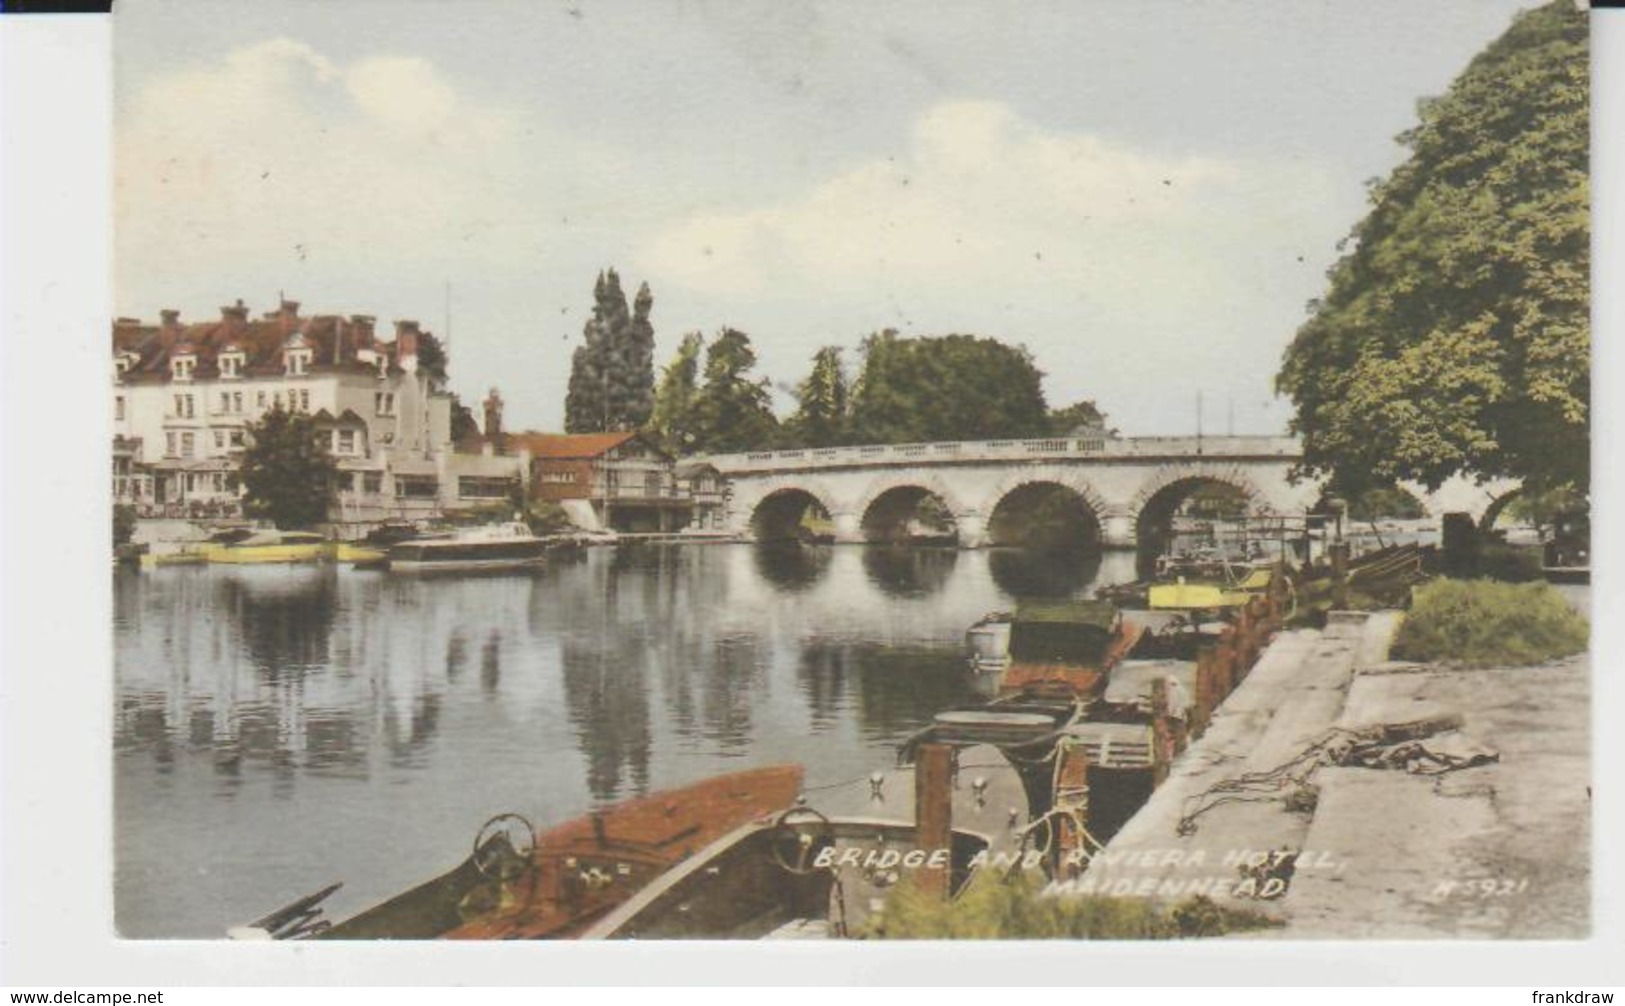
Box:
219 300 248 342
159 309 182 345
483 387 505 450
394 319 420 373
279 298 300 336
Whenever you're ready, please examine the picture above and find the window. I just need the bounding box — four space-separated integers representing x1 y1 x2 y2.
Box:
394 476 438 499
336 429 356 454
362 472 383 495
115 396 125 421
645 471 663 497
459 476 514 499
115 357 131 378
233 392 243 413
219 392 231 413
173 394 184 417
298 390 310 412
539 470 577 484
229 430 244 448
375 392 396 416
171 358 194 381
257 391 267 409
180 432 195 458
214 431 225 450
219 354 240 378
273 392 283 410
286 350 310 376
165 432 177 457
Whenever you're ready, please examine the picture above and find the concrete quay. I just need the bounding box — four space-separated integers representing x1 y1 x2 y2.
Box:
1057 609 1590 939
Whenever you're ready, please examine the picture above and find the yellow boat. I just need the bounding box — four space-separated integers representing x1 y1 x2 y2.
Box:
207 530 332 565
333 541 388 565
1147 563 1274 611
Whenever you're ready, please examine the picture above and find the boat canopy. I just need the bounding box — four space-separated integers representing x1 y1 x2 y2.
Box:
1008 600 1120 664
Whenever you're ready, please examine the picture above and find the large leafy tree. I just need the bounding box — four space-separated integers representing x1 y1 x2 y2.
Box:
564 269 657 432
782 346 850 447
650 330 705 454
847 331 1049 444
690 328 780 453
1277 1 1588 498
239 405 339 529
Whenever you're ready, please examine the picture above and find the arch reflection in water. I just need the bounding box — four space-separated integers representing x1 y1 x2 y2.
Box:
860 545 958 599
796 641 983 742
987 547 1102 600
751 541 832 593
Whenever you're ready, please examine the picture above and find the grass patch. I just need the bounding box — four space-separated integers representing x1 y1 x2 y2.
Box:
1391 578 1588 667
865 871 1278 939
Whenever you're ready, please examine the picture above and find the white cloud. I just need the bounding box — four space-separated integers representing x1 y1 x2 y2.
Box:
636 99 1346 432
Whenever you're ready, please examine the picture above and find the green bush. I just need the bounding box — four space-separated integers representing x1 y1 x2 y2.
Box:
1392 578 1588 667
112 504 138 547
866 872 1276 939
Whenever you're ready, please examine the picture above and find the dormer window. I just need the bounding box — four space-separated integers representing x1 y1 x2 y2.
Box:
218 349 245 379
283 333 313 376
171 356 196 381
114 353 136 380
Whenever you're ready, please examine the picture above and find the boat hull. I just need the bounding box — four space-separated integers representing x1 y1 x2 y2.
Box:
317 764 804 940
208 543 331 565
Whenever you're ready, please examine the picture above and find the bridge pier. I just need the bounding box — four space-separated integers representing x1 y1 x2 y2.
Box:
1101 511 1136 550
831 510 864 544
953 511 989 549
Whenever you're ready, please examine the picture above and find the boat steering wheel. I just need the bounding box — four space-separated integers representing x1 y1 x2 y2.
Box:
767 805 835 876
471 813 538 881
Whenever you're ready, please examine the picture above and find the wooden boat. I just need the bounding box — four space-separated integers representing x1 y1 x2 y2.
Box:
386 521 547 573
206 530 331 565
966 599 1143 699
579 811 993 940
238 765 806 940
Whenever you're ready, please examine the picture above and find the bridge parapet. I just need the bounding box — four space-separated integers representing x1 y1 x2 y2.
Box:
702 435 1300 474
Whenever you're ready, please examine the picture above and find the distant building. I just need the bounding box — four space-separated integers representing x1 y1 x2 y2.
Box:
509 431 689 533
674 460 727 531
111 297 521 522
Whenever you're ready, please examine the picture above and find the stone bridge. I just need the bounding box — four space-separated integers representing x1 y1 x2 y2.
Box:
701 435 1521 549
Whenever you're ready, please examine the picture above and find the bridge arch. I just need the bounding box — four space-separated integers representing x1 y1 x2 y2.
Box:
854 473 966 545
979 468 1109 551
738 479 841 542
1126 465 1287 571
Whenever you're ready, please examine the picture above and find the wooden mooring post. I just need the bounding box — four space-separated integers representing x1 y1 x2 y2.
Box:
915 742 954 900
1150 677 1173 788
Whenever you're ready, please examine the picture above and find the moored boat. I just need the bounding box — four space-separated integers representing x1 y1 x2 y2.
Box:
385 521 546 572
206 530 331 565
965 599 1142 699
237 765 805 940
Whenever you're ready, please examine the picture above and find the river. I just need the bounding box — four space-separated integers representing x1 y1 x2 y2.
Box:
113 542 1135 937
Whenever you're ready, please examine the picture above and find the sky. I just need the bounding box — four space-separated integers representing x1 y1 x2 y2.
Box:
113 0 1538 436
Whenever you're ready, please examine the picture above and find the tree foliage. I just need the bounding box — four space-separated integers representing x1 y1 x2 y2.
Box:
416 330 449 386
690 328 779 453
239 405 339 529
448 394 479 444
564 269 657 432
1277 1 1588 498
649 331 705 454
1049 399 1112 437
847 331 1049 444
782 346 850 447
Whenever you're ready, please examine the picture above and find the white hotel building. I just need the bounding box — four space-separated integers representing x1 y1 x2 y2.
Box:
112 298 522 523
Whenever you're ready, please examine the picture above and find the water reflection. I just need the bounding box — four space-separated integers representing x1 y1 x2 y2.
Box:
115 542 1126 937
987 547 1102 599
861 546 958 598
750 542 831 592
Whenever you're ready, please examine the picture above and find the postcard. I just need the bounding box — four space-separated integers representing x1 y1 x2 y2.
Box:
102 0 1592 952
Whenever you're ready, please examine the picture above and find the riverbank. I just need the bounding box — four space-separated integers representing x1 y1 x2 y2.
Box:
1062 607 1590 938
